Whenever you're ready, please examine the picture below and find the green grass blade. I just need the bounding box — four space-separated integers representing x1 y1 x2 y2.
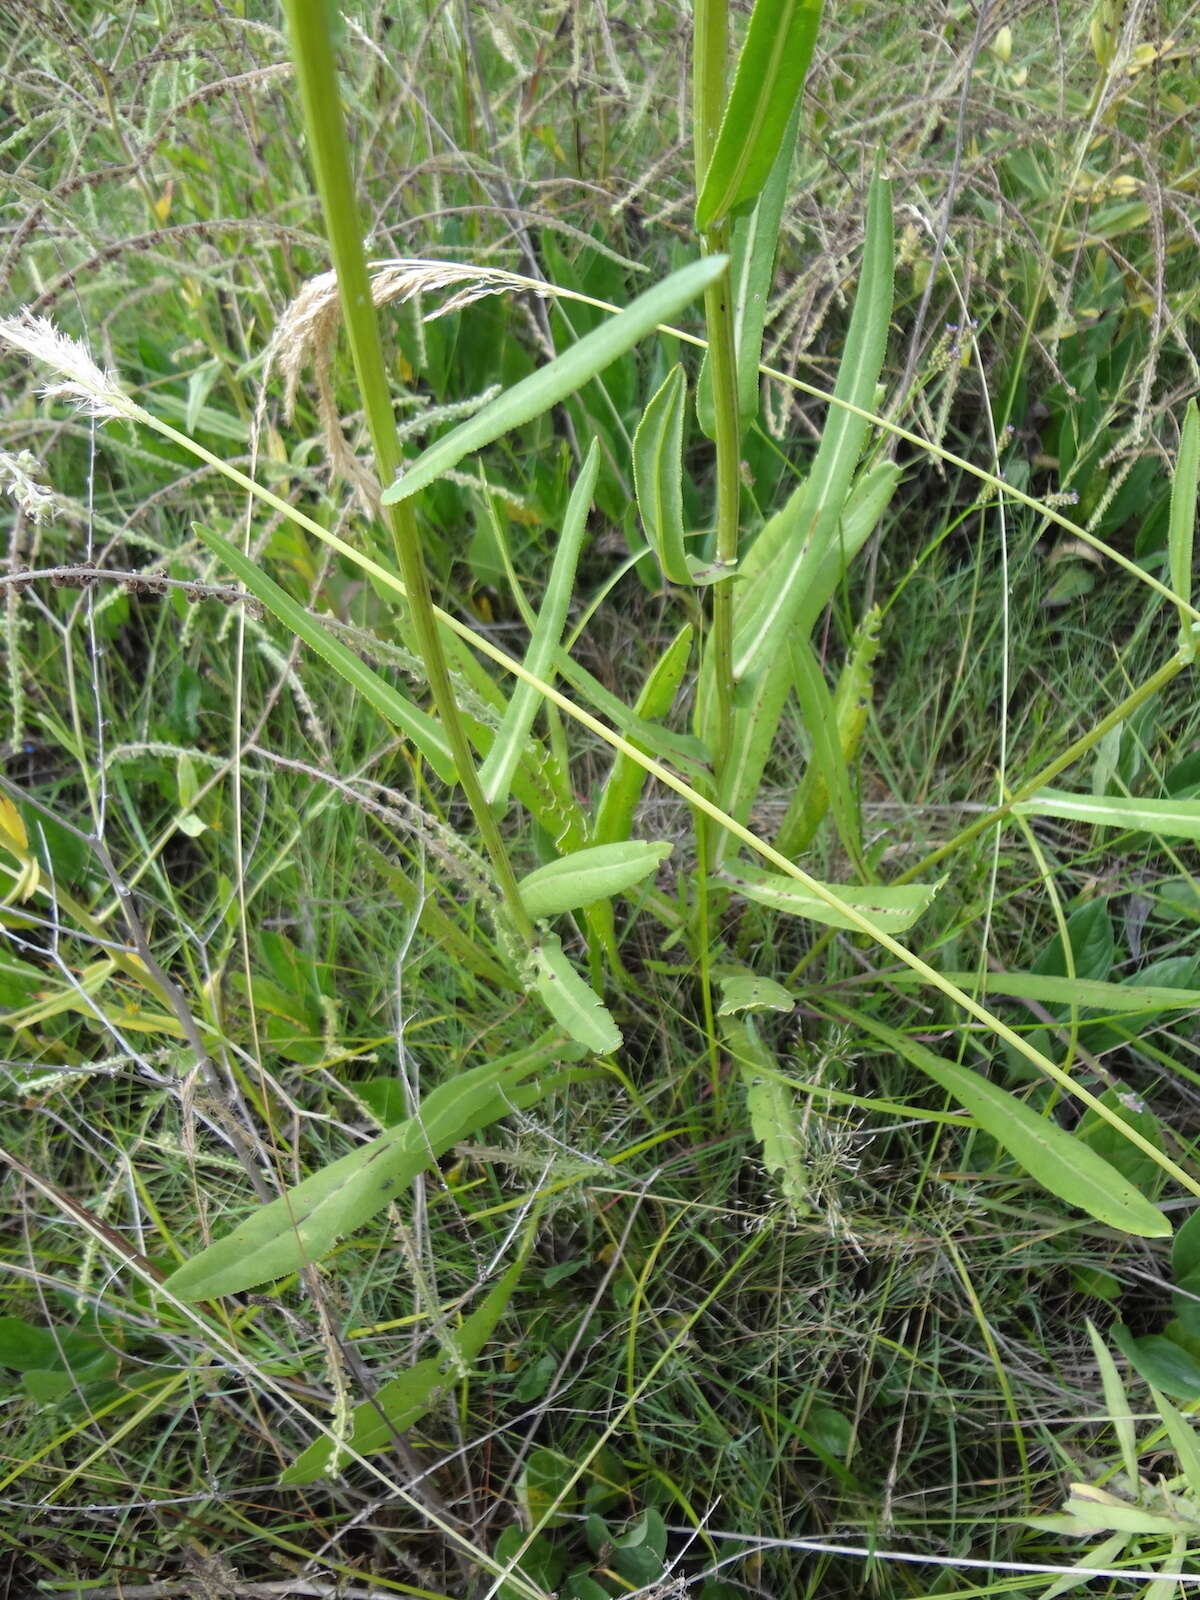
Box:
731 172 893 680
695 0 824 231
633 364 692 585
1171 398 1199 640
1013 788 1200 839
721 862 942 932
193 523 457 784
592 624 693 847
163 1038 566 1299
480 442 599 807
532 934 621 1055
518 841 672 920
381 257 728 506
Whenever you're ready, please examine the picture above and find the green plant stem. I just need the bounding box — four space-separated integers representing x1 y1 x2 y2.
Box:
895 646 1191 885
281 0 534 948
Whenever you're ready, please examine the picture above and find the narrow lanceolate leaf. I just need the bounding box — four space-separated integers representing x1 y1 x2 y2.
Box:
593 624 693 848
282 1253 528 1485
1014 789 1200 840
718 974 796 1015
726 1018 812 1215
532 934 621 1055
163 1038 566 1299
695 0 824 231
722 861 942 934
382 257 728 505
1086 1320 1139 1485
731 173 893 681
518 841 672 920
1170 398 1199 637
851 1015 1168 1238
480 442 599 807
194 524 457 784
633 365 692 585
698 98 800 433
932 970 1200 1016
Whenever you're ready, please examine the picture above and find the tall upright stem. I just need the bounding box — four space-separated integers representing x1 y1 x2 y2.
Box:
281 0 534 947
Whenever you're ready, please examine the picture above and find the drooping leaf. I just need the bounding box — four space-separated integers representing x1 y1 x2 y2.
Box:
695 0 824 231
518 841 672 919
532 935 621 1055
480 442 599 807
164 1037 569 1299
721 861 942 933
194 524 457 784
848 1016 1168 1238
382 257 728 505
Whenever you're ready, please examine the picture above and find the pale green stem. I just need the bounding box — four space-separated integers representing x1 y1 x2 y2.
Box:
281 0 534 947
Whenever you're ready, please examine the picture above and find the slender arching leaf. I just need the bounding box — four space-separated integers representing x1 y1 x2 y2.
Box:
194 524 457 784
163 1037 569 1299
731 172 893 681
1170 398 1199 638
592 624 693 848
519 841 672 920
382 257 728 505
633 364 692 584
850 1014 1169 1238
695 0 824 231
1013 789 1200 839
532 934 621 1055
480 442 599 808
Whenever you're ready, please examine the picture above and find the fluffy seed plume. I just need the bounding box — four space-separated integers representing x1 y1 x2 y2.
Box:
0 311 134 423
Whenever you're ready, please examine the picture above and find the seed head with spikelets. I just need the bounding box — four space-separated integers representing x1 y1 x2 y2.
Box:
0 311 135 423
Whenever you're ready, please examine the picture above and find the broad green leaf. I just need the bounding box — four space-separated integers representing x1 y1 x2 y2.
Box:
722 861 941 933
695 0 824 231
633 364 692 584
1013 788 1200 839
282 1253 528 1484
194 524 457 784
493 1528 566 1600
1086 1320 1139 1484
717 974 795 1015
480 442 599 807
1112 1324 1200 1399
727 1018 812 1215
532 935 621 1054
518 841 672 919
849 1016 1167 1237
593 624 693 848
731 173 893 680
1170 398 1199 635
698 97 800 432
382 257 728 505
518 1448 576 1531
164 1037 567 1299
1174 1206 1200 1281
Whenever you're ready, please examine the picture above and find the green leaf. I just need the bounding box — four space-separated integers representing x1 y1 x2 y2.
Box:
518 1448 576 1530
493 1528 565 1600
727 1018 812 1215
1086 1320 1139 1484
633 364 692 584
1151 1386 1200 1501
852 1018 1168 1237
519 841 672 919
193 524 457 784
593 624 693 848
717 973 796 1015
1174 1206 1200 1281
282 1254 528 1485
695 0 824 231
480 441 599 808
1061 1486 1183 1536
1013 789 1200 840
698 97 800 432
532 934 621 1054
937 970 1200 1015
1113 1324 1200 1399
164 1038 567 1299
730 173 893 681
721 862 941 933
1170 398 1199 637
382 257 728 505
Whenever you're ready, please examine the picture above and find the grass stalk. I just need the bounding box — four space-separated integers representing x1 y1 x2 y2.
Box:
281 0 535 949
